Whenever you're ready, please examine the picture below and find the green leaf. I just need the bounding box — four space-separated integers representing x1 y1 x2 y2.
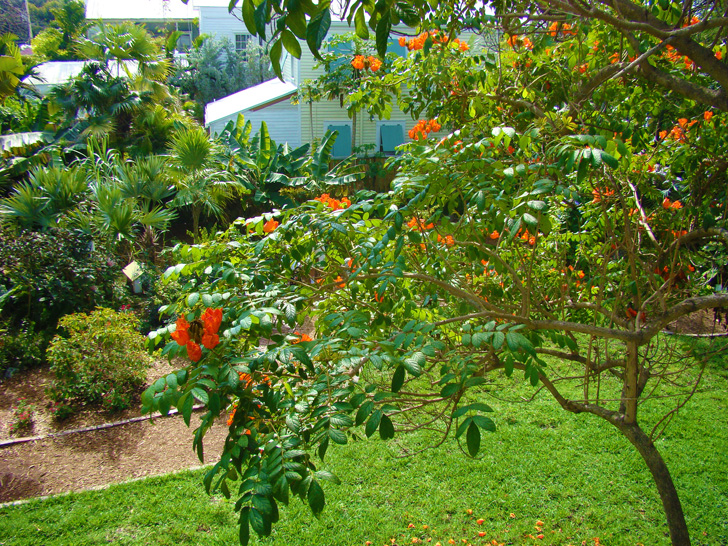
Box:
375 11 392 58
314 470 341 484
440 383 460 397
472 415 496 432
187 292 199 307
466 421 480 457
248 507 267 535
241 0 257 35
354 6 369 39
391 364 405 393
576 158 588 184
365 410 382 437
191 387 209 404
181 392 194 426
355 400 374 425
306 9 331 59
328 428 347 445
239 507 250 546
281 29 302 59
270 39 283 80
601 152 619 168
379 414 395 440
308 479 325 516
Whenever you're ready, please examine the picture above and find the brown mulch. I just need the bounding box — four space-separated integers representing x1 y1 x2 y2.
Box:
0 359 227 504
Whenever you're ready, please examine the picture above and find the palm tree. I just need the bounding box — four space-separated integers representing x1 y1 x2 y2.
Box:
168 125 245 241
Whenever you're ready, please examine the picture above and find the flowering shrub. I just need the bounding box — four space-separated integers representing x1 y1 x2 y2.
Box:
47 308 153 413
9 398 35 434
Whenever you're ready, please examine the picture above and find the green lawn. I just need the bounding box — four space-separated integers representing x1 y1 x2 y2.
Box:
1 345 727 546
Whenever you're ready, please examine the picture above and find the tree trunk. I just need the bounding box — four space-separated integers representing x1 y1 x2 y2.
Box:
616 421 691 546
192 205 201 242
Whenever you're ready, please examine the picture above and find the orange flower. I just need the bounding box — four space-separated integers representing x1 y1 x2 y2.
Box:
716 50 723 60
263 218 279 233
548 22 559 36
171 316 190 346
522 37 533 50
576 63 588 74
226 403 237 426
186 341 202 362
704 111 713 121
478 532 486 537
459 41 469 52
351 55 365 69
367 56 382 72
489 230 500 240
609 52 620 64
528 236 536 246
671 200 683 209
662 197 672 209
292 332 312 344
578 270 585 279
334 275 345 288
506 34 519 48
477 518 485 525
398 36 407 47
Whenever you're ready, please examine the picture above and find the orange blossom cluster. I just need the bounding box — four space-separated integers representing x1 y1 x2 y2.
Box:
351 55 382 72
314 193 351 210
171 307 223 362
408 119 441 140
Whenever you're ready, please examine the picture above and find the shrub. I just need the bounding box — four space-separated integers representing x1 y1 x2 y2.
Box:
46 307 153 413
0 321 50 377
9 398 35 434
0 227 118 330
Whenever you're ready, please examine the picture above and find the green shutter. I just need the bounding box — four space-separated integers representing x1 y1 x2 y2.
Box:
328 124 352 157
380 124 404 154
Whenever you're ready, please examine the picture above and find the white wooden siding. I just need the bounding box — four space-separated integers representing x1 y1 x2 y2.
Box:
198 6 251 44
208 100 302 149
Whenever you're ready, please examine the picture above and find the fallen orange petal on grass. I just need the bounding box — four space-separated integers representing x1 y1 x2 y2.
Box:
509 513 516 518
477 519 485 525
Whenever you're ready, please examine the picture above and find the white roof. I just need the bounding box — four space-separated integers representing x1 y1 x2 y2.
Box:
24 61 139 91
85 0 199 21
205 78 298 125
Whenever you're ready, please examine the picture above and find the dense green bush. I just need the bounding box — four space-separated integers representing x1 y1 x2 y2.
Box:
46 307 153 413
0 227 118 330
0 320 51 377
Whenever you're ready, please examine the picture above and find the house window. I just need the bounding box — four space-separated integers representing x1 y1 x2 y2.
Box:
325 122 353 158
235 34 251 52
377 122 405 155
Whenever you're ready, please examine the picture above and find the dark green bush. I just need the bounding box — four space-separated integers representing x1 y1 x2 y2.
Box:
0 227 118 330
46 307 153 413
0 321 50 377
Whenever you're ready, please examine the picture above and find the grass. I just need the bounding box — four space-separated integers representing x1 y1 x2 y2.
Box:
1 339 727 546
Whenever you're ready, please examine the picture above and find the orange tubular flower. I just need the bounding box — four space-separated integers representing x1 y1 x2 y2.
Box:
171 316 190 346
334 275 346 288
351 55 365 69
368 56 382 72
263 218 279 233
186 341 202 362
662 197 673 209
704 111 713 121
291 332 312 344
398 36 407 47
548 22 559 36
489 230 500 240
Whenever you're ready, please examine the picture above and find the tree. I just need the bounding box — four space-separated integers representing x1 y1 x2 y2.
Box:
29 0 88 61
168 37 274 111
143 2 728 545
167 125 246 241
0 0 31 43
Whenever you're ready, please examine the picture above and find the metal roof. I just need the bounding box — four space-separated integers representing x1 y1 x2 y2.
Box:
85 0 200 21
23 61 139 93
205 78 298 125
